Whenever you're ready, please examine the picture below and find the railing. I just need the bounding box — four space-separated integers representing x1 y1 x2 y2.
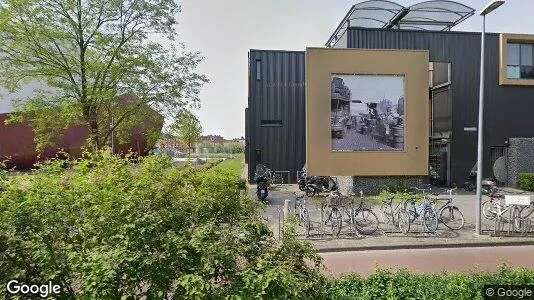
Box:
273 170 290 185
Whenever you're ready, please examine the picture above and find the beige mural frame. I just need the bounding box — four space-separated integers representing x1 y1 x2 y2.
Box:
306 48 429 176
499 33 534 86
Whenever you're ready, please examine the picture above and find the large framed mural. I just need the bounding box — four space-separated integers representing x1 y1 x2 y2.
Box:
306 48 429 176
330 75 405 151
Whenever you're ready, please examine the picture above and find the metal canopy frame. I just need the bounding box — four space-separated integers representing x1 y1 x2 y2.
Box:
327 0 475 47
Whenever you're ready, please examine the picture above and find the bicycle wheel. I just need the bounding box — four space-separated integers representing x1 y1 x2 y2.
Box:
482 200 497 220
512 206 527 232
379 203 393 224
518 204 534 219
354 208 379 235
331 208 342 236
422 207 438 233
302 208 311 237
440 206 465 230
398 208 411 234
296 206 304 225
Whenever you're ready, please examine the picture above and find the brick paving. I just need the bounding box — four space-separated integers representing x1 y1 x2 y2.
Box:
332 128 398 151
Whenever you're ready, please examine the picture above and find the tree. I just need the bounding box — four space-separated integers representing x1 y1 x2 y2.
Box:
170 111 202 157
0 0 208 150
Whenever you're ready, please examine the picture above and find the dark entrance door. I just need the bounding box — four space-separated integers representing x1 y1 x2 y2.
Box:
255 149 262 165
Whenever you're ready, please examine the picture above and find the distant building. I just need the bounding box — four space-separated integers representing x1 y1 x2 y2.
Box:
0 93 163 169
201 135 225 145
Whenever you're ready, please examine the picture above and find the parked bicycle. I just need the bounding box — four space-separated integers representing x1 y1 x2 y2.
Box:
431 187 465 230
294 192 311 237
482 188 533 232
346 191 379 236
321 191 346 236
398 186 439 234
322 191 379 237
379 193 406 227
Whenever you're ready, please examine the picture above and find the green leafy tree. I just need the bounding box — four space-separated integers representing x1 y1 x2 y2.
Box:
0 0 208 150
0 152 325 298
171 111 202 157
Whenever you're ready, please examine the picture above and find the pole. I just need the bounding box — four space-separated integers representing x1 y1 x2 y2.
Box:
475 15 486 235
284 199 290 220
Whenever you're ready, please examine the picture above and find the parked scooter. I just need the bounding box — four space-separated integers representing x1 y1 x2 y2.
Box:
305 176 339 197
463 163 496 194
254 164 269 201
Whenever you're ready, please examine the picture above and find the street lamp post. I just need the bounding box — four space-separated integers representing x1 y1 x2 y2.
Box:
476 0 505 235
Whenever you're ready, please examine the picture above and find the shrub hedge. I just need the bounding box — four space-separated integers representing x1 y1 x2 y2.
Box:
326 266 534 300
0 151 322 299
1 152 533 299
518 173 534 191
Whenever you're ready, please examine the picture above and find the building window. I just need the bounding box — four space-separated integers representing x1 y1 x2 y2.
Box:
260 120 282 127
507 43 534 79
256 60 262 80
500 34 534 86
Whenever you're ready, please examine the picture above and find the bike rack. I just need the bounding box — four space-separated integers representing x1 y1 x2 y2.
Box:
277 205 283 240
491 203 534 237
274 170 290 184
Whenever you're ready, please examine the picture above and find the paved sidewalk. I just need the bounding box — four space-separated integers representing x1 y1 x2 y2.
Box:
321 245 534 276
256 184 534 252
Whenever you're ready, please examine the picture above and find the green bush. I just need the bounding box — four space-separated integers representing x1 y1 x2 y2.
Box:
2 151 534 299
377 189 419 204
518 173 534 191
326 266 534 300
0 151 321 299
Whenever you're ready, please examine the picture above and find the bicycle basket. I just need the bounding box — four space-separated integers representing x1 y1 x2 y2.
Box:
327 195 349 207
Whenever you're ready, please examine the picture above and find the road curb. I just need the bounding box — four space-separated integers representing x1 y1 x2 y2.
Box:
315 240 534 253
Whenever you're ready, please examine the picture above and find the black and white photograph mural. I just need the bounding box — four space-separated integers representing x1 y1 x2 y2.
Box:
331 74 405 151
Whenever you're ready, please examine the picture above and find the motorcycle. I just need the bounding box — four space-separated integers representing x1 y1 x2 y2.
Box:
254 164 269 201
305 176 339 197
463 163 496 194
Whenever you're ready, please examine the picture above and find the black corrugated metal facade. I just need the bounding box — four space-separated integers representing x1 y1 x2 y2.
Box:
246 29 534 186
347 28 534 185
244 107 249 164
246 50 306 183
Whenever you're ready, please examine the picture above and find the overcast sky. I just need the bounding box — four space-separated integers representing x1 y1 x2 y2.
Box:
176 0 534 139
2 1 531 138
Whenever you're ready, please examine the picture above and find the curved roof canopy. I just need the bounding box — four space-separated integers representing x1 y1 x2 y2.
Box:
327 0 475 47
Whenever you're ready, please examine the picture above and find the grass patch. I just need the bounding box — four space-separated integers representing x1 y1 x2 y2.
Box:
204 154 244 178
309 195 383 209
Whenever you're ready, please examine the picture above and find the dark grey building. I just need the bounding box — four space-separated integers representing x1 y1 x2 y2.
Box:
246 0 534 187
246 50 306 183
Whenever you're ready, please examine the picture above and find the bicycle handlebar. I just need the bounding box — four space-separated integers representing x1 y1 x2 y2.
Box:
294 192 305 198
410 186 431 192
445 187 458 194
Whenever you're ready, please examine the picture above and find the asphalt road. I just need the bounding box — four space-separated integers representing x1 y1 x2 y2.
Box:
321 245 534 276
